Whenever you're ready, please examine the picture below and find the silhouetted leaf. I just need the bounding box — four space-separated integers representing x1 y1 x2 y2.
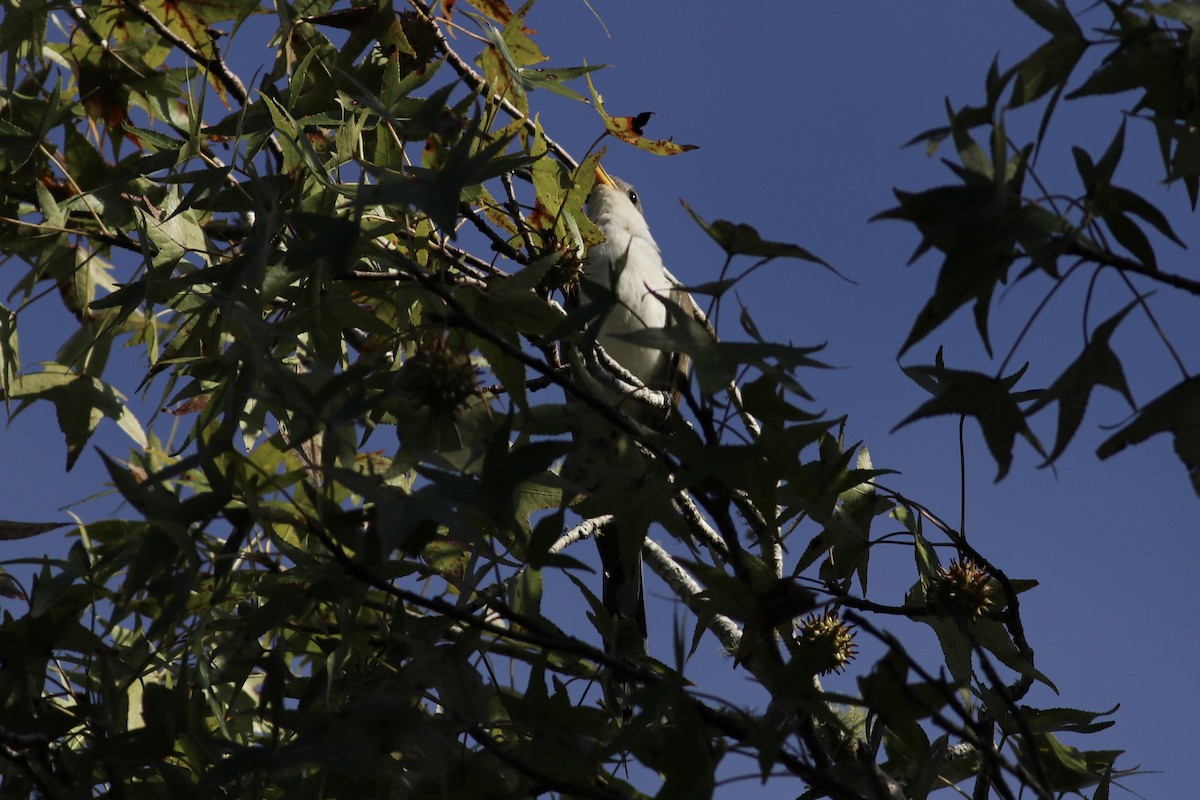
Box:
0 520 71 540
681 201 847 278
1026 300 1138 464
894 365 1046 480
1098 376 1200 496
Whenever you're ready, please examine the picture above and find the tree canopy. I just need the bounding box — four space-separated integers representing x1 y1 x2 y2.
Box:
0 0 1193 798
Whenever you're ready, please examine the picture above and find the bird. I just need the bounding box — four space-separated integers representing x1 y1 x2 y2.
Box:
583 167 701 403
579 165 708 660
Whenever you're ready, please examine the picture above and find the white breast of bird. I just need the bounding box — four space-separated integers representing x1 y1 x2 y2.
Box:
584 177 679 387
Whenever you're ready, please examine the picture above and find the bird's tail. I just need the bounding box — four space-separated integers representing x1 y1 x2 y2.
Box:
597 520 648 658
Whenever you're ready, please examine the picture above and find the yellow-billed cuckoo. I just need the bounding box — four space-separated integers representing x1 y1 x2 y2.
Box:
582 165 707 656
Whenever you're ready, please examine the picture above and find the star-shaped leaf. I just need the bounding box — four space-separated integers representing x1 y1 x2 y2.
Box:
894 365 1046 481
1098 375 1200 496
5 365 147 471
682 202 845 277
1026 300 1137 464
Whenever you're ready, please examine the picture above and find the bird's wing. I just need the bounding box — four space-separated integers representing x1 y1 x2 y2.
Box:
665 279 716 402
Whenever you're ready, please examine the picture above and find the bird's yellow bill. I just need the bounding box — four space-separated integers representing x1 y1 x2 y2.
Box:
594 164 616 188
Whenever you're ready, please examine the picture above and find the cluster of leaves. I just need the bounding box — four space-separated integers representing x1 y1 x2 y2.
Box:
882 0 1200 493
0 1 1129 798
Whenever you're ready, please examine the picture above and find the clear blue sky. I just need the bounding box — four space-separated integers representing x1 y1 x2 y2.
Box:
1 3 1193 797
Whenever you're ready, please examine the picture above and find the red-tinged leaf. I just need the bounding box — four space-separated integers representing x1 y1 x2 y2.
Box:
894 366 1046 481
608 117 698 155
151 0 250 48
585 71 698 156
164 394 210 415
76 49 134 131
422 537 471 585
464 0 513 24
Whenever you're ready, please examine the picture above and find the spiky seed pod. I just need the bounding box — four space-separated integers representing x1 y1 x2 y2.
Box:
927 558 996 620
798 611 858 675
401 341 478 414
396 11 439 74
538 246 586 296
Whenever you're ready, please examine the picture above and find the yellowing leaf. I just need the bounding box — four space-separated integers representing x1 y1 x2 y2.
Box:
585 72 698 156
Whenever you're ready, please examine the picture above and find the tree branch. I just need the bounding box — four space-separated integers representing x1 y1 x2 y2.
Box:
408 0 580 171
118 0 285 170
1065 241 1200 297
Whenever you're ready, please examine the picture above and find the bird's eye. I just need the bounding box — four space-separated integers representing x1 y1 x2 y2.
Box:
626 189 639 207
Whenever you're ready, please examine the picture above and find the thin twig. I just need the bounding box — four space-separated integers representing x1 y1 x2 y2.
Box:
727 381 762 439
460 202 528 264
672 489 728 555
119 0 285 170
1064 241 1200 297
581 341 676 414
407 0 579 171
500 171 536 257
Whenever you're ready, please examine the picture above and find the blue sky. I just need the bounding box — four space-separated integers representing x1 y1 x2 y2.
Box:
537 3 1190 796
1 2 1195 797
524 4 1193 797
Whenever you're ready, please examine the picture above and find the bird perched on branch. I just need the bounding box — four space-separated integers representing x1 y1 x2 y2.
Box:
580 165 710 660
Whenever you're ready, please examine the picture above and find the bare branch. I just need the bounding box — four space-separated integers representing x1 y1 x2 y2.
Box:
672 489 728 555
642 537 743 655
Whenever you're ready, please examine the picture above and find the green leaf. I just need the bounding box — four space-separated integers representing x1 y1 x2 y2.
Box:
1012 0 1083 37
972 617 1057 690
894 365 1046 480
5 365 147 470
0 520 71 540
135 186 210 268
619 321 828 396
1097 375 1200 496
1026 733 1123 793
1066 29 1173 100
1111 184 1185 247
1025 300 1137 464
1011 704 1119 736
875 184 1022 356
1008 32 1086 108
857 649 946 760
0 566 24 599
359 119 536 232
927 615 974 689
521 64 608 102
681 201 845 275
0 303 17 393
